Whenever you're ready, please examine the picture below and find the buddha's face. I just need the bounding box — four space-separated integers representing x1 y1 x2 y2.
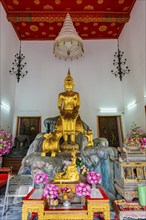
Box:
64 78 74 91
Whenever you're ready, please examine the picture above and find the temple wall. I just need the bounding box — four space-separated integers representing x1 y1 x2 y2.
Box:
12 40 123 138
0 3 17 132
119 0 146 133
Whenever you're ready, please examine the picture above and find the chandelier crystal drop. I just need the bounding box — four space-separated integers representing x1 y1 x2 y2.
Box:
53 13 84 60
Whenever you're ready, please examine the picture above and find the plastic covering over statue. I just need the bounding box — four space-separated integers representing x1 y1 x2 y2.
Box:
18 69 118 200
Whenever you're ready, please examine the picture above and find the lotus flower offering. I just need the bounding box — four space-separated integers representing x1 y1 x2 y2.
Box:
43 184 59 199
140 138 146 150
87 171 101 185
34 173 49 186
76 182 91 197
0 129 13 156
86 171 101 198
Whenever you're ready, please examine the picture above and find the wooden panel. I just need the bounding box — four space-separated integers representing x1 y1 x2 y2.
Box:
2 157 23 174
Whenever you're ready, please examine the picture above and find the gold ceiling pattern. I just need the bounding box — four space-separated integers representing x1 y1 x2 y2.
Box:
1 0 136 40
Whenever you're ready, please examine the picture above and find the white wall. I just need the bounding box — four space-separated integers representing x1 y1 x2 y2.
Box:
0 3 18 132
13 40 123 138
119 0 146 133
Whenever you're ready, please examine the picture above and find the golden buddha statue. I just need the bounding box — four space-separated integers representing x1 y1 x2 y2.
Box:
55 69 84 147
54 149 79 182
41 69 93 156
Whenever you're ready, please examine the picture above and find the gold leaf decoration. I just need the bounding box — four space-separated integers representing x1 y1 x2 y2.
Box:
91 31 96 35
49 27 54 30
42 32 46 35
99 25 107 32
75 22 80 26
123 6 129 11
97 0 103 4
43 5 54 10
84 5 94 10
106 8 111 10
13 0 19 5
108 31 112 35
83 27 88 31
55 0 61 4
49 34 56 37
39 22 44 26
7 5 14 10
57 22 62 26
93 23 98 26
76 0 82 4
22 22 26 26
81 34 88 37
34 0 40 5
111 23 116 26
118 0 124 4
25 32 30 36
30 25 39 32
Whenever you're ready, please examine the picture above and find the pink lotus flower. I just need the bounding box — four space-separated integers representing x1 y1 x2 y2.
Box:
0 129 13 156
43 184 59 199
76 182 91 196
34 173 49 185
87 171 101 185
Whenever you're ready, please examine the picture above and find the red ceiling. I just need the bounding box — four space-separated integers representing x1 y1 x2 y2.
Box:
1 0 136 40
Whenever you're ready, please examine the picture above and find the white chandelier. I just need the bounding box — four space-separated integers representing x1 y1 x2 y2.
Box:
53 13 84 60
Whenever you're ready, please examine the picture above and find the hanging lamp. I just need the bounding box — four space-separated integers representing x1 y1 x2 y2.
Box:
53 13 84 60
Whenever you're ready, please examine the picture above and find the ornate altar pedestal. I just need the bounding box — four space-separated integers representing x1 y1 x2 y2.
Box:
114 199 146 220
114 152 146 201
22 186 110 220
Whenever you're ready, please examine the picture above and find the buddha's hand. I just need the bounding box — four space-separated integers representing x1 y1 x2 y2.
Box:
60 109 65 116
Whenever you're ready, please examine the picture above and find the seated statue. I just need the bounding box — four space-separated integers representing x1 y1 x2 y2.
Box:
41 69 93 156
54 149 79 182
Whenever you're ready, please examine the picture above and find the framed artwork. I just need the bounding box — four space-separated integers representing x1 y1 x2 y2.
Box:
16 116 41 143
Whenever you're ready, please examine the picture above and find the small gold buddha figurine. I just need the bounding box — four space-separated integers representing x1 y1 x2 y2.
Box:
54 149 79 182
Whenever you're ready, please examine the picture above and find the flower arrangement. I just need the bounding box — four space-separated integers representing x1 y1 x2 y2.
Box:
43 184 59 199
34 173 49 185
61 186 71 193
87 171 101 185
75 182 91 196
124 123 146 149
76 157 89 176
0 129 13 156
127 123 145 140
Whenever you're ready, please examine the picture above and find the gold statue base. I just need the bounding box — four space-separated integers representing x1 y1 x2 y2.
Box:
60 143 79 151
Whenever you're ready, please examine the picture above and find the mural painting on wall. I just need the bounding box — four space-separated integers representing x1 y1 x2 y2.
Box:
16 116 41 143
98 116 120 148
